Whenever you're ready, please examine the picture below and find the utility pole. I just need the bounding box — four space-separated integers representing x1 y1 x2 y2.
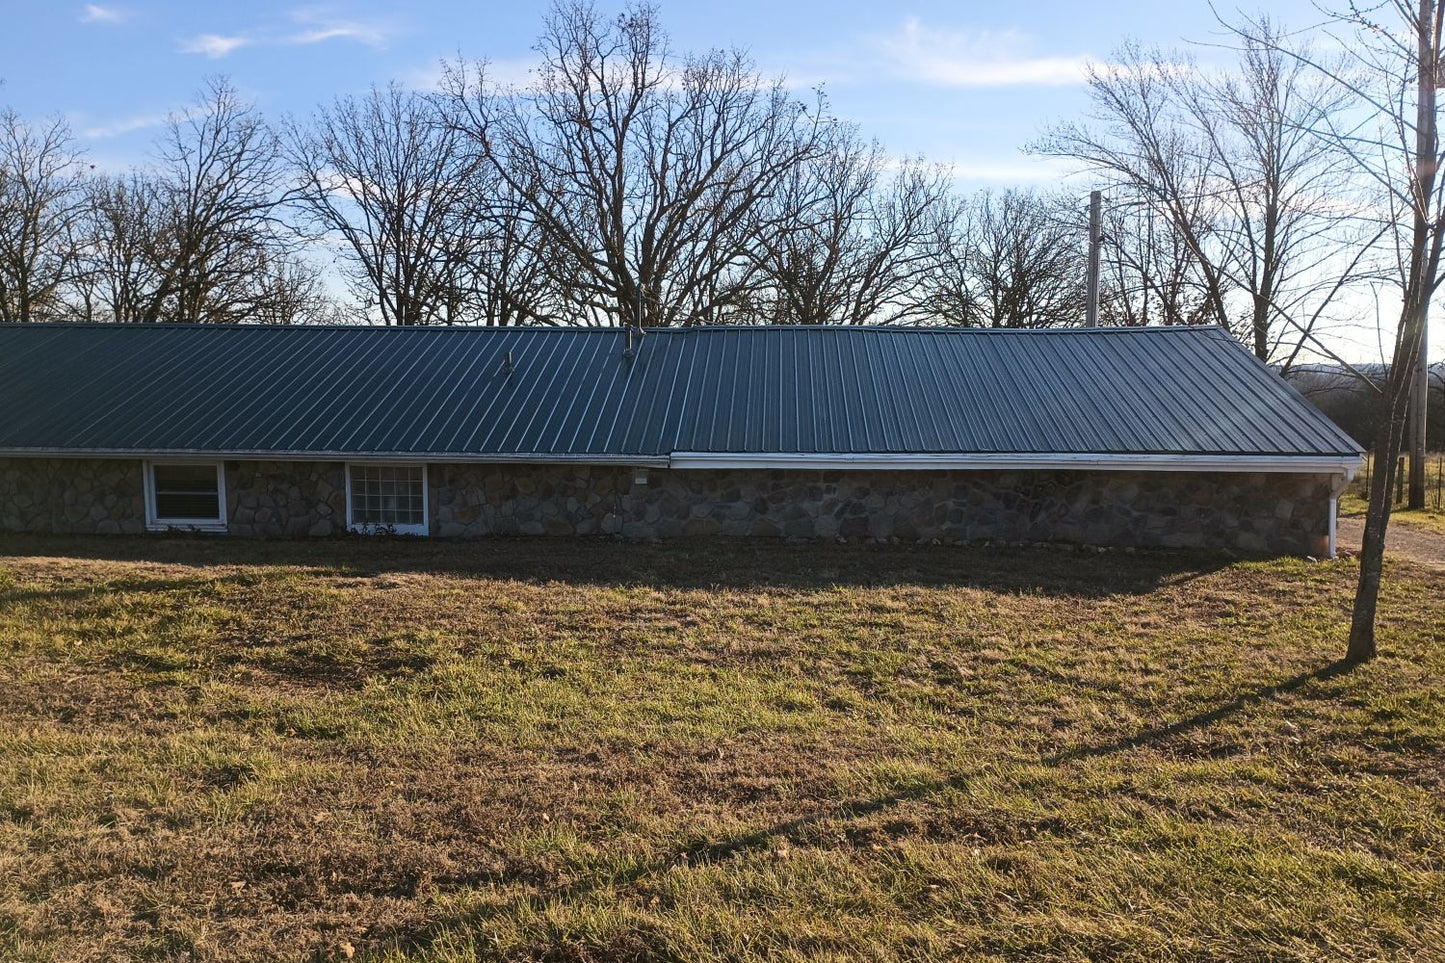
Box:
1085 190 1102 328
1411 322 1429 508
1410 26 1443 510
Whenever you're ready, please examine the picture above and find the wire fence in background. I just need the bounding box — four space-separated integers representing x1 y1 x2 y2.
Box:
1351 452 1445 512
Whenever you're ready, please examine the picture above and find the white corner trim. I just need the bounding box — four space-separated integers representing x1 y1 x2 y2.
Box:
142 459 227 532
665 452 1366 474
1329 494 1339 560
345 461 429 536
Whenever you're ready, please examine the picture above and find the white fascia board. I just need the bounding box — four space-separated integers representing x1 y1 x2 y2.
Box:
0 448 1366 475
666 452 1365 474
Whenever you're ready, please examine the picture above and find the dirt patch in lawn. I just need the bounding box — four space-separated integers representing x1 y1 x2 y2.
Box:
1338 512 1445 572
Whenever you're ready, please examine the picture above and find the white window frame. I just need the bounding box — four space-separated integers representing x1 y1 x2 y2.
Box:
345 462 429 536
143 460 227 532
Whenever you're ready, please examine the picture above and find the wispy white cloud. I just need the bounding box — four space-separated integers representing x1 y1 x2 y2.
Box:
759 18 1092 93
877 18 1090 87
284 9 394 48
179 33 250 58
81 4 125 23
82 111 170 139
947 156 1080 182
176 10 394 60
288 23 386 45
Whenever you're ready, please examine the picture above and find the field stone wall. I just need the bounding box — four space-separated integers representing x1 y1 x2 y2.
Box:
225 461 348 537
431 464 1335 555
0 458 147 534
0 458 349 537
0 457 1335 555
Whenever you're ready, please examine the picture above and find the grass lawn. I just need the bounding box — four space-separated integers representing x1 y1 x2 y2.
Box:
0 534 1442 962
1383 509 1445 535
1343 452 1445 533
1339 489 1445 535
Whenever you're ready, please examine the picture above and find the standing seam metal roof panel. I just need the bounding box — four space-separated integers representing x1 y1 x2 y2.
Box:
0 323 1363 459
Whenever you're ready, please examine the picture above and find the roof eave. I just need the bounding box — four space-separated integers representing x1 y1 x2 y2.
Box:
0 449 1366 475
0 448 672 467
666 452 1364 474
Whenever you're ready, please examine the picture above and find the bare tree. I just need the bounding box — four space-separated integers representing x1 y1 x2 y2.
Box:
146 78 297 322
1036 27 1371 361
246 252 338 325
470 172 562 325
753 124 952 325
71 172 167 322
1235 1 1441 661
0 109 86 321
920 189 1088 328
67 80 307 324
288 84 493 326
1096 191 1214 327
442 1 826 327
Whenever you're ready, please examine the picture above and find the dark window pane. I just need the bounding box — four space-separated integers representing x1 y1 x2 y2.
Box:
156 491 220 519
153 464 217 491
152 464 220 521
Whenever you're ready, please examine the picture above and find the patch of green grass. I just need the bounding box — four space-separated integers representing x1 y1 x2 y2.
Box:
1339 487 1445 532
1343 452 1445 530
0 534 1442 961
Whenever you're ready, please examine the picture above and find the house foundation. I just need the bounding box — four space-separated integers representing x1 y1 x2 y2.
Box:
0 458 1335 555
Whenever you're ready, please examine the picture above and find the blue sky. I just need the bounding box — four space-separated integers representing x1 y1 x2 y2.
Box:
0 0 1333 180
1 0 1433 363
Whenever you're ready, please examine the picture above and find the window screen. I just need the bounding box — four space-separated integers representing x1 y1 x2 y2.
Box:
349 465 425 528
151 464 221 521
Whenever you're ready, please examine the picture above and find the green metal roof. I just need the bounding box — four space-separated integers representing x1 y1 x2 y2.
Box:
0 323 1364 463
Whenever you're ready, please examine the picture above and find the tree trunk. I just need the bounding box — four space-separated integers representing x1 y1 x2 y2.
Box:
1348 0 1439 662
1252 294 1270 360
1348 303 1428 661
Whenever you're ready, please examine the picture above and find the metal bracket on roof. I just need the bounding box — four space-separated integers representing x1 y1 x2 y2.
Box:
623 325 645 360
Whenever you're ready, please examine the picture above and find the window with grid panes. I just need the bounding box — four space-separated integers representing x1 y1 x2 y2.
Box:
347 464 426 533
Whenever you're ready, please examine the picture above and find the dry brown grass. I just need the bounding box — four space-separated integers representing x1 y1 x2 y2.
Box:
0 534 1442 961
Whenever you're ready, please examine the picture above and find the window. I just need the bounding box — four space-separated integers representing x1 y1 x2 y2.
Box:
347 464 428 535
145 462 226 530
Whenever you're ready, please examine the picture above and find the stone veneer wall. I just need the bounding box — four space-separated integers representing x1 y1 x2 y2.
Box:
225 461 347 537
0 457 1335 555
0 458 147 534
431 464 1335 555
0 458 349 537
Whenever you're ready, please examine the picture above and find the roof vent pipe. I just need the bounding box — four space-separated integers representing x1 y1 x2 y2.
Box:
1085 190 1101 327
503 350 514 374
623 324 645 360
624 283 653 359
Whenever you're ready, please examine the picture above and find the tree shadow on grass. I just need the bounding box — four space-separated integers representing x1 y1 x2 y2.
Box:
371 657 1359 958
1044 658 1355 765
0 572 246 607
0 531 1241 598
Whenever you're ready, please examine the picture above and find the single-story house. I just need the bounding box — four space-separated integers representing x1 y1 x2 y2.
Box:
0 323 1363 555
